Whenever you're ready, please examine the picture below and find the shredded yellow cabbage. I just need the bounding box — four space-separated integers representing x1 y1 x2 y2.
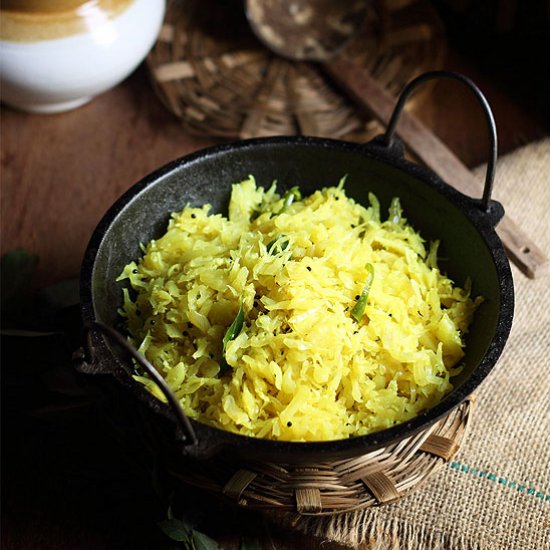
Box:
117 176 481 441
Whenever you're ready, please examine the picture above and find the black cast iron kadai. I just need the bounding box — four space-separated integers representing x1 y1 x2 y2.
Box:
76 71 514 465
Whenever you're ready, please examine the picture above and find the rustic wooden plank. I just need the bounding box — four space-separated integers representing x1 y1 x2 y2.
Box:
0 71 212 287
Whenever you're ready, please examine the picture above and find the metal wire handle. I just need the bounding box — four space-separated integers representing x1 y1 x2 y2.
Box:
383 70 498 212
83 320 198 447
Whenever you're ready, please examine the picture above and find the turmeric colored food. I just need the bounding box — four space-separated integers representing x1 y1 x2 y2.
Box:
117 177 481 441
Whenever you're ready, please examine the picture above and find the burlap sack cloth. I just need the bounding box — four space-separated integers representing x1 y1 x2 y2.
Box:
277 139 550 549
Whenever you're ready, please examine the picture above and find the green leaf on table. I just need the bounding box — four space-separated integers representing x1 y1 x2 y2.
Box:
158 518 193 542
192 529 221 550
1 248 38 323
36 278 80 320
240 537 262 550
158 518 221 549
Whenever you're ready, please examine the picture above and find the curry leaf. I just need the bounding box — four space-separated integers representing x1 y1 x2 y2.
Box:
221 302 244 372
223 303 244 351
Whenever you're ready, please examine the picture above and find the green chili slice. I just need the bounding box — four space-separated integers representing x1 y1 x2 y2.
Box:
426 240 440 270
368 192 380 222
266 235 290 255
352 263 375 322
278 186 301 214
221 302 244 372
389 197 403 225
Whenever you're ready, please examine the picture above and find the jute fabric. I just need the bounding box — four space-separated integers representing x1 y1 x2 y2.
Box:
278 139 550 549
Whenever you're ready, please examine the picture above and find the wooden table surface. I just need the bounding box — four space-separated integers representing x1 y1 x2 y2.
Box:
1 48 547 549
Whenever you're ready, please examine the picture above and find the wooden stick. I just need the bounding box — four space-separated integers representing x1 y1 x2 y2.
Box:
324 58 549 278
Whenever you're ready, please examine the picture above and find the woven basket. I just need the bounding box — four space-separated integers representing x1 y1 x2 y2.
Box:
147 0 446 141
165 398 473 515
144 0 459 516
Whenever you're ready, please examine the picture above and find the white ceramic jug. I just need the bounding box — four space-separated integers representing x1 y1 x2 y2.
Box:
0 0 166 113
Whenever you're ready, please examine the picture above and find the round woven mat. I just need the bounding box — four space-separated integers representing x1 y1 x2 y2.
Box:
147 0 446 141
167 398 473 516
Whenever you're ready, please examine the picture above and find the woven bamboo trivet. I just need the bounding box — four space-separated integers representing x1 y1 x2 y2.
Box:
167 397 473 516
147 0 446 141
